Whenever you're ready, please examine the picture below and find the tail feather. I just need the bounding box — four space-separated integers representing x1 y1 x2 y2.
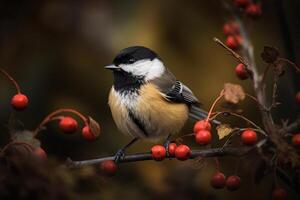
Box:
189 105 221 125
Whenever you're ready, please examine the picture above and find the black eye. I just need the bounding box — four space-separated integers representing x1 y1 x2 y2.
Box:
128 58 135 64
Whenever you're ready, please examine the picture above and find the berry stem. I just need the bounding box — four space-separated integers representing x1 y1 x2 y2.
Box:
222 129 240 148
205 90 225 122
0 68 22 94
278 58 300 74
245 93 259 103
209 111 266 136
34 108 89 136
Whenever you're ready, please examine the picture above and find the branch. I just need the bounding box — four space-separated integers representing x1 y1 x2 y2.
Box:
219 1 300 168
67 139 267 168
278 58 300 74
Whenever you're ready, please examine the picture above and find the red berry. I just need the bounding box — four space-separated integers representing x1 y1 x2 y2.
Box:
235 63 249 80
226 175 241 191
175 144 191 161
272 188 287 200
33 147 47 160
151 145 166 161
100 160 118 176
235 35 243 46
241 129 257 145
82 126 96 141
210 172 226 189
168 143 177 157
226 36 240 50
223 23 232 35
234 0 250 8
295 91 300 104
292 134 300 148
59 117 78 133
195 130 212 145
194 120 211 133
11 93 29 110
223 22 240 35
246 4 262 18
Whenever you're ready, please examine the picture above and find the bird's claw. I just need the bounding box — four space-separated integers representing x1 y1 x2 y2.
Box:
164 140 171 157
114 148 125 163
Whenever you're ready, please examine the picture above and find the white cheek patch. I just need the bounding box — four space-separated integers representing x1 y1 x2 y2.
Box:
120 58 165 81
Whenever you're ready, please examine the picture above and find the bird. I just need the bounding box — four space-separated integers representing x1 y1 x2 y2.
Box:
105 46 219 161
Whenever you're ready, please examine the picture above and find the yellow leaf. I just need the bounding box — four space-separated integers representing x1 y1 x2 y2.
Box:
216 124 233 140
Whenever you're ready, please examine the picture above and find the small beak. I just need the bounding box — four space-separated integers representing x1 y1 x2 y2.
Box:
104 64 120 71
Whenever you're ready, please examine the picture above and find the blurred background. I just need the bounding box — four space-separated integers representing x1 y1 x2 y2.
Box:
0 0 299 199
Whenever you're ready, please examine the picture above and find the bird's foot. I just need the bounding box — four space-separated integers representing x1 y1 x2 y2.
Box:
163 140 171 157
114 148 125 163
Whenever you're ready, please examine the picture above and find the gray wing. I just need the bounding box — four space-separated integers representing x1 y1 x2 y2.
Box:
150 69 200 106
165 81 200 105
151 69 220 124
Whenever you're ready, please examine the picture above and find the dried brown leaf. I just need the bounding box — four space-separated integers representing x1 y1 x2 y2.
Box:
87 116 101 138
12 130 41 148
216 124 233 140
223 83 245 104
261 46 279 64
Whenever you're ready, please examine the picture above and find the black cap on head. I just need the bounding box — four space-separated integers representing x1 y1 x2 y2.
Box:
113 46 158 66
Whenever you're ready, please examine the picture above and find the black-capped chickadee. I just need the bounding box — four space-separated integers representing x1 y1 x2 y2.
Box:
105 46 217 161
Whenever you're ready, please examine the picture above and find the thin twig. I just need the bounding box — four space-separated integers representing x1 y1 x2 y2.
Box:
206 90 224 122
34 108 89 136
213 38 249 68
209 111 267 136
245 93 259 103
278 58 300 74
0 68 22 94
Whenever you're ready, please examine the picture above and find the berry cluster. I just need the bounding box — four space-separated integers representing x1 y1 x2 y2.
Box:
151 143 191 161
146 117 259 191
210 172 241 191
194 120 212 145
58 116 97 141
0 69 100 160
223 21 242 50
234 0 262 18
222 1 262 53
